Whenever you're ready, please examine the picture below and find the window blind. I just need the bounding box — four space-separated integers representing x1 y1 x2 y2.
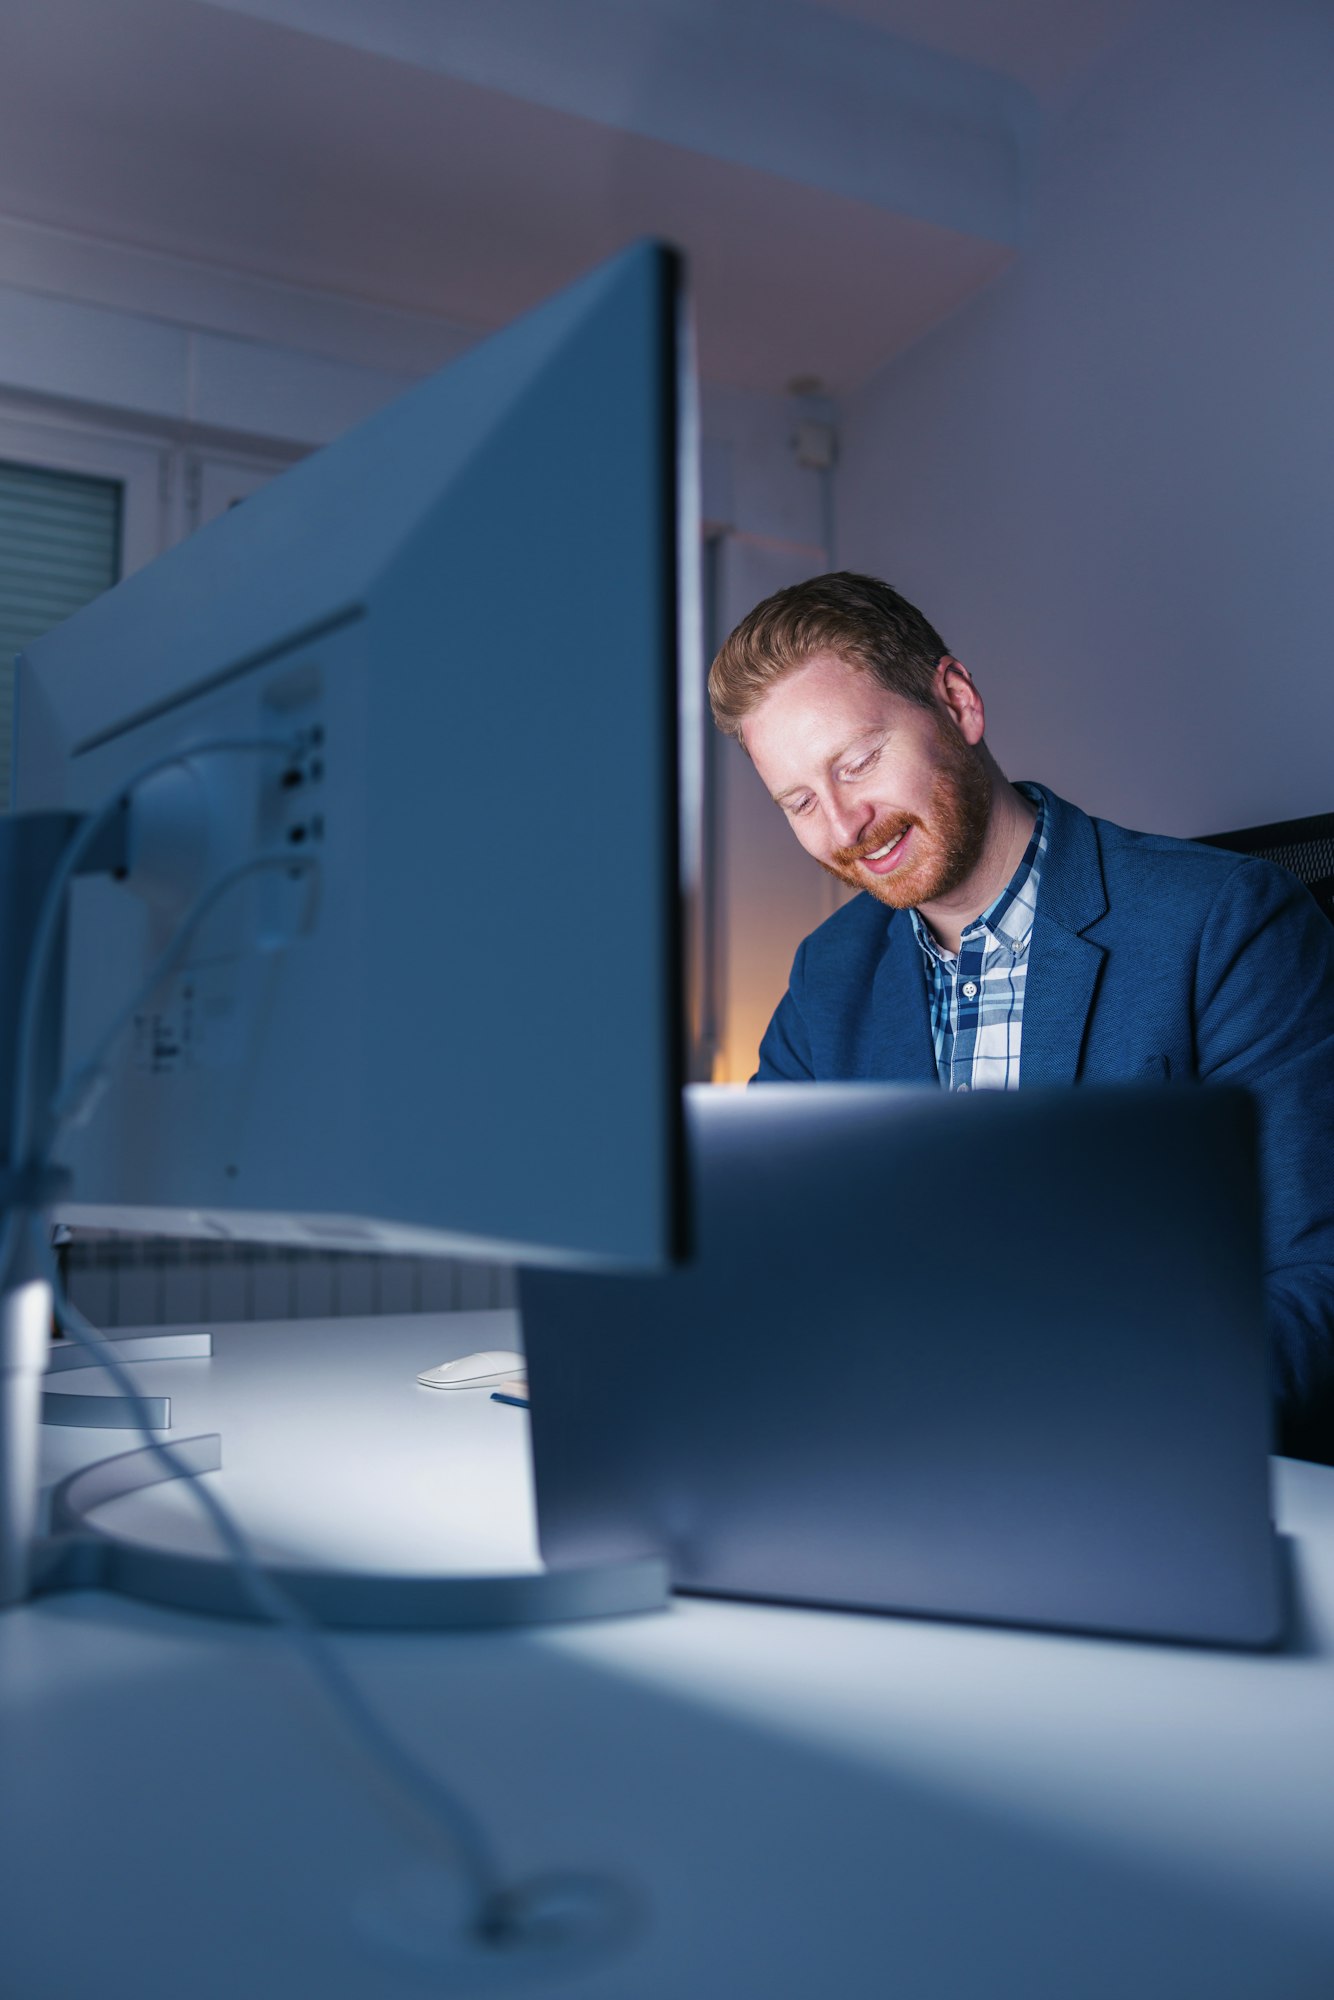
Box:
0 458 123 807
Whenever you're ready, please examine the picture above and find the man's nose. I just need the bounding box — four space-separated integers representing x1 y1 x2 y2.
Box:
826 794 877 852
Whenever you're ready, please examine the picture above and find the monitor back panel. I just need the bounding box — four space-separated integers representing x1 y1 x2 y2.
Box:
16 243 692 1271
521 1084 1282 1647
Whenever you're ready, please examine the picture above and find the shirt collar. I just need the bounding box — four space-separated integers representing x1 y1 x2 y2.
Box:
910 783 1048 964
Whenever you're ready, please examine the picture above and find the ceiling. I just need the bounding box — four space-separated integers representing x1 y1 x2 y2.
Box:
1 0 1149 396
808 0 1149 100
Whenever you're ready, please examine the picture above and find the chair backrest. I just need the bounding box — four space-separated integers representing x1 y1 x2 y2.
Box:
1198 811 1334 926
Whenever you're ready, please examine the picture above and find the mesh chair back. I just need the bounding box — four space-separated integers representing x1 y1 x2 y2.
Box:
1198 812 1334 926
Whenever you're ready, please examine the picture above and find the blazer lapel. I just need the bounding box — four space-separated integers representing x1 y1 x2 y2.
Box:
1020 916 1105 1084
867 910 938 1082
1017 785 1110 1086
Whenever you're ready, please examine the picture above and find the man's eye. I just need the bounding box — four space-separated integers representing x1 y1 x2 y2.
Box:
843 749 879 779
786 795 815 817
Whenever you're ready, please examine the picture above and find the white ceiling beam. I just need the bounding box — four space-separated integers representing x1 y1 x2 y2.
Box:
189 0 1036 245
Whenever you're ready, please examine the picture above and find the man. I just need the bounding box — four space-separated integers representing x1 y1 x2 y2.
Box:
708 571 1334 1459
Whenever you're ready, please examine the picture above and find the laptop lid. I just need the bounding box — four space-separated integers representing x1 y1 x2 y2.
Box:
520 1084 1281 1647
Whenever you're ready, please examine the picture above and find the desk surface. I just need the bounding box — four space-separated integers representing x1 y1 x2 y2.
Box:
5 1310 1334 2000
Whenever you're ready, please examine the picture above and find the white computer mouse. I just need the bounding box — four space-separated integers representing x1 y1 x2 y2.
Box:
416 1350 527 1390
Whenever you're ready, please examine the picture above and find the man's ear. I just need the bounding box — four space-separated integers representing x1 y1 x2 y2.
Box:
936 655 986 746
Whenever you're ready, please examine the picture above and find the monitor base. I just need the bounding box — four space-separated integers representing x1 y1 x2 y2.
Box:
31 1431 669 1628
42 1328 213 1431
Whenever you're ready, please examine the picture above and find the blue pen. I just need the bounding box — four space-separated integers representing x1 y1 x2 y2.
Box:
491 1389 530 1409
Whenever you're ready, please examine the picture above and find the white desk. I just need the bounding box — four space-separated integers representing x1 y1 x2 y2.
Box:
5 1310 1334 1999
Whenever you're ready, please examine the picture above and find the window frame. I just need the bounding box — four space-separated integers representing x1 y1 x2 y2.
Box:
0 402 166 579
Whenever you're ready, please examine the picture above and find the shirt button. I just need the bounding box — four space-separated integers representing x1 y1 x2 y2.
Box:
962 980 978 1000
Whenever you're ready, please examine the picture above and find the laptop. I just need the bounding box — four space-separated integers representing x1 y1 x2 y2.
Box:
520 1084 1283 1647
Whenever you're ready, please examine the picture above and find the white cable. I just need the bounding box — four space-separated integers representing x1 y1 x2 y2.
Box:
4 738 303 1275
36 1222 506 1912
18 820 513 1930
51 849 317 1139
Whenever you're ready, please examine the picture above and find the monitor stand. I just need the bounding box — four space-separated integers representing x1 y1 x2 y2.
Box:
3 1201 665 1630
19 1284 664 1626
43 1327 213 1431
0 808 667 1631
30 1420 667 1627
25 1287 667 1628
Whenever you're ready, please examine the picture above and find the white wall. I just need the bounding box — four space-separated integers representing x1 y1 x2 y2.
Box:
700 384 836 1081
837 0 1334 838
0 225 443 569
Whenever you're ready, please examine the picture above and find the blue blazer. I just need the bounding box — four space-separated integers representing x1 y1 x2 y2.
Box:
755 785 1334 1450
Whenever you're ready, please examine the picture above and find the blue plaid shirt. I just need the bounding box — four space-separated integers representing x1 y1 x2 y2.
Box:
909 785 1049 1092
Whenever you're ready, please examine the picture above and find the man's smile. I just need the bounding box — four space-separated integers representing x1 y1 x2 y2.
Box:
858 826 912 875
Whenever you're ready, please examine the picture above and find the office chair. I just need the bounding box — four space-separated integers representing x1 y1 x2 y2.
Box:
1197 810 1334 926
1197 808 1334 1467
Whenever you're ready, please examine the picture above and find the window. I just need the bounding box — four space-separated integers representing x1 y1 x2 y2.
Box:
0 458 124 806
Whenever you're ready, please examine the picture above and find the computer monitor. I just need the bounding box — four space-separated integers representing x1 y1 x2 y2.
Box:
14 241 698 1272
